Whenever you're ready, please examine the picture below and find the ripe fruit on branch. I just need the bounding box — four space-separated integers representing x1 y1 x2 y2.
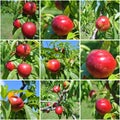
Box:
22 22 36 38
13 19 21 28
89 90 96 98
53 102 58 108
55 106 63 115
17 63 32 78
86 49 116 78
8 96 24 112
23 2 37 15
54 47 59 52
52 15 74 36
46 102 51 106
16 44 31 57
63 81 70 89
96 16 110 31
52 86 60 93
5 61 15 71
46 59 60 73
95 98 112 115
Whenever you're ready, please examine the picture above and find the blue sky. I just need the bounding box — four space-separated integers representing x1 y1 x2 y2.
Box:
0 80 40 97
42 40 79 49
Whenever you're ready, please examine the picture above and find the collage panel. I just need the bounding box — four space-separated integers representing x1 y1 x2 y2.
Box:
80 0 119 40
0 80 40 119
0 0 120 120
81 40 120 80
1 0 39 39
0 41 1 78
41 0 79 39
81 80 120 120
40 40 80 80
41 80 80 120
1 40 39 80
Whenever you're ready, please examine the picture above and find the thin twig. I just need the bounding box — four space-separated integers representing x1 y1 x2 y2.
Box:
90 28 98 39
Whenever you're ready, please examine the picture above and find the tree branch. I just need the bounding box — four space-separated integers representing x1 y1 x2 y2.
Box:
106 81 119 105
72 114 77 120
20 80 26 97
90 28 98 39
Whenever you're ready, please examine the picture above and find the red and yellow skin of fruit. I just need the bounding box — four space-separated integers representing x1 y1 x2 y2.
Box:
52 15 74 36
8 96 24 112
52 86 60 93
16 44 31 57
13 19 21 28
63 81 70 89
86 49 116 78
17 63 32 78
5 61 15 71
23 2 37 15
89 90 96 98
95 98 112 115
96 16 110 31
55 106 63 115
46 59 60 73
22 22 36 38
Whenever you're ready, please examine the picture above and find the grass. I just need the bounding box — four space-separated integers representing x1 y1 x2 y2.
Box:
81 100 95 119
1 13 13 39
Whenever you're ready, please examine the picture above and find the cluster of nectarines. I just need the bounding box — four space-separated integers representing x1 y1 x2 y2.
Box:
13 2 37 38
6 43 32 78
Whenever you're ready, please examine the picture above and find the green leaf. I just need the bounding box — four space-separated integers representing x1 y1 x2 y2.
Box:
108 74 120 80
64 70 70 79
13 28 22 39
101 41 111 51
24 104 38 120
41 61 46 79
115 12 120 20
25 90 34 98
1 101 11 119
67 32 76 39
64 6 70 16
1 85 8 99
7 69 17 79
69 71 78 79
103 113 112 119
